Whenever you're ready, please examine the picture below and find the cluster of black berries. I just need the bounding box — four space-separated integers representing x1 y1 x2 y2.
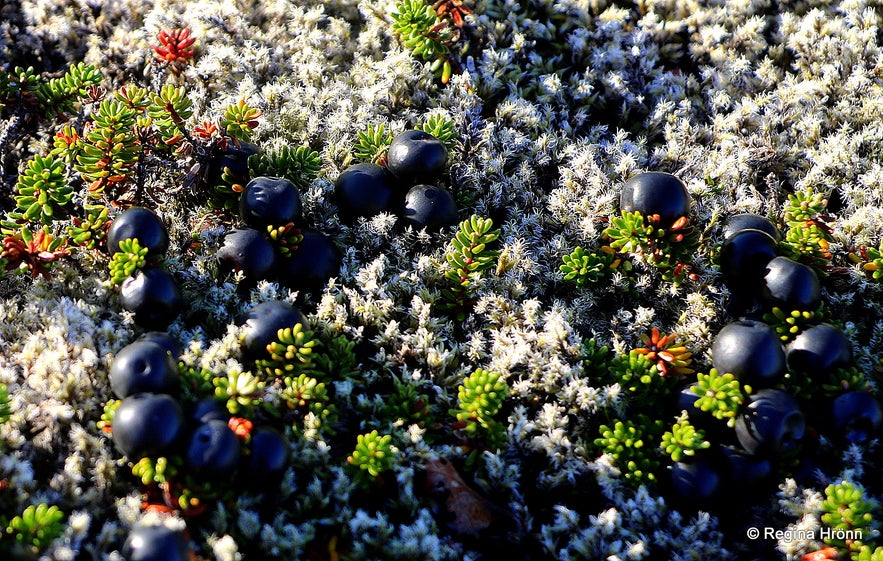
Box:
218 176 341 292
108 332 290 484
335 130 457 229
108 208 183 329
671 214 882 504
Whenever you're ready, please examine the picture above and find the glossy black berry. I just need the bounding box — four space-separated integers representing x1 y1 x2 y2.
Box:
760 256 821 311
386 130 448 184
241 426 290 488
401 184 458 230
217 228 277 283
185 419 241 480
334 163 397 220
277 229 342 292
107 207 169 257
137 331 183 359
722 213 781 242
711 320 786 388
189 398 230 425
240 176 302 228
122 524 191 561
112 393 184 458
205 140 259 188
109 340 179 399
241 301 308 357
719 228 779 286
120 267 184 329
669 460 721 504
830 391 883 444
786 323 852 378
735 389 805 457
718 445 772 490
619 172 690 228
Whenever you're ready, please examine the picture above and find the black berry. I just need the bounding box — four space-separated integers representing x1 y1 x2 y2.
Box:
786 323 852 378
719 228 779 287
240 176 302 228
109 340 179 399
217 228 278 283
112 393 184 458
620 172 690 228
722 213 781 242
277 229 342 292
185 419 241 480
107 207 169 256
120 267 184 329
386 130 448 184
334 163 397 220
711 320 786 388
760 256 821 311
401 184 458 230
241 301 308 357
122 524 191 561
734 389 805 457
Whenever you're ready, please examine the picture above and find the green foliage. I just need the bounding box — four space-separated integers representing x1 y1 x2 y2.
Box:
109 238 148 284
0 66 40 108
5 504 65 552
450 368 508 458
382 378 432 426
279 374 335 433
354 123 393 163
11 154 72 225
580 338 611 370
594 415 663 485
214 369 264 415
605 210 653 255
854 242 883 280
280 373 328 412
780 189 834 270
785 189 827 222
148 84 193 146
309 334 360 381
0 383 11 425
604 210 698 283
256 324 318 378
76 98 140 196
821 481 877 552
50 125 82 163
391 0 455 82
691 369 749 427
221 99 261 141
660 412 710 462
178 365 215 402
131 456 179 485
35 62 102 116
115 85 152 111
266 222 303 257
608 350 677 412
854 545 883 561
439 215 501 321
560 246 622 286
96 399 121 433
0 226 70 278
248 145 321 190
821 366 870 394
762 306 825 342
421 114 459 153
347 430 396 485
67 205 110 249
